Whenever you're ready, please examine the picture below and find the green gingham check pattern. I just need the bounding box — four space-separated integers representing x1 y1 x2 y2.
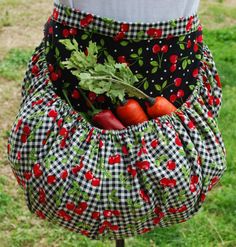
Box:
7 37 226 239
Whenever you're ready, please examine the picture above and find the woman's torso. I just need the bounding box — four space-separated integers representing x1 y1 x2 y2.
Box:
54 0 200 22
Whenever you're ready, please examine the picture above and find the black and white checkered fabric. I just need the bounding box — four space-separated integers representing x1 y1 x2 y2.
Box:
7 7 227 240
52 2 200 40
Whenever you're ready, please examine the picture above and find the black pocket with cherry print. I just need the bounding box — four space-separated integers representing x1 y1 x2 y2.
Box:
43 16 203 115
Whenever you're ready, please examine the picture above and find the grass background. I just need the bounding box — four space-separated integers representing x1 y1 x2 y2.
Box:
0 0 235 246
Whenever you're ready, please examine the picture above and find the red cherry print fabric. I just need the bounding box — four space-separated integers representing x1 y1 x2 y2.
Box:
7 2 227 241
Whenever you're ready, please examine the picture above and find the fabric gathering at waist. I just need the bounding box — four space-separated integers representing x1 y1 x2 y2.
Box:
52 2 201 40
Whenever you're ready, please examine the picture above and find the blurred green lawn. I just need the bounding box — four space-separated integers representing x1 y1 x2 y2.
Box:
0 0 236 246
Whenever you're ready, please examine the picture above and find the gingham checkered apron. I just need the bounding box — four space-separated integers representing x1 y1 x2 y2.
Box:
7 2 227 240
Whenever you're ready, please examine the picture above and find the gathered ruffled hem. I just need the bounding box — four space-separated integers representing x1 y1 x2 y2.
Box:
6 36 227 240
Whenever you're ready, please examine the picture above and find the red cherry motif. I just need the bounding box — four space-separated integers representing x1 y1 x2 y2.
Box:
135 160 150 170
200 193 206 202
161 45 168 53
110 225 119 231
69 27 78 36
53 8 59 20
140 228 151 233
170 94 177 103
66 201 76 211
71 161 84 175
7 144 11 154
186 16 194 31
146 28 162 38
80 230 90 236
62 29 69 38
32 99 44 107
175 135 182 147
59 127 68 137
108 154 121 164
113 31 125 41
48 109 58 121
60 138 67 149
91 177 101 187
177 89 185 98
23 171 32 181
60 170 68 180
36 210 46 219
121 144 129 155
57 118 63 128
80 14 94 27
47 175 56 184
127 165 137 177
91 211 100 220
32 65 39 75
103 210 112 218
85 170 94 180
170 64 177 73
15 118 23 133
151 139 158 148
215 74 222 88
71 89 80 99
112 210 121 216
139 189 150 203
197 34 203 43
166 160 176 170
21 134 27 143
170 54 178 64
160 177 177 188
117 55 129 65
193 42 199 52
152 44 161 54
188 120 196 129
57 210 72 221
168 205 187 213
33 163 43 178
187 40 192 48
192 68 199 78
39 188 46 204
174 78 182 87
17 151 21 160
50 72 59 81
32 54 39 63
137 146 147 156
120 23 129 32
85 128 94 143
78 202 88 211
99 139 103 148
